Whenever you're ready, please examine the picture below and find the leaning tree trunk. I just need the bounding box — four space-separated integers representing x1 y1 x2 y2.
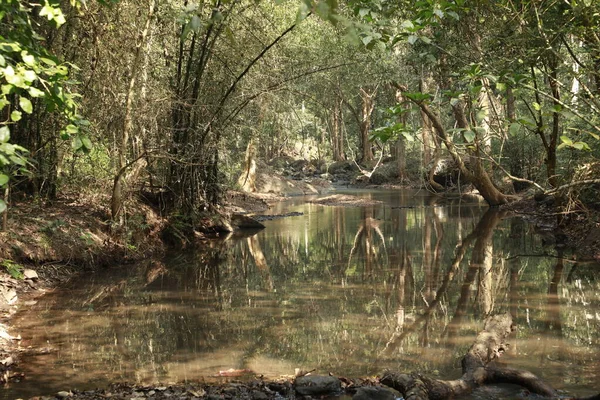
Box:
417 102 509 206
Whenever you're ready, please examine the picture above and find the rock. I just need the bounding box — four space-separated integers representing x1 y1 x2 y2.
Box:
23 269 39 280
0 356 13 366
251 390 269 400
352 386 397 400
295 375 342 396
3 289 17 304
24 279 37 289
56 391 72 398
230 214 265 230
267 382 289 395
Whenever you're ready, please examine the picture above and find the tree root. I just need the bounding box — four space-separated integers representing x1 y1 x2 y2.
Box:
380 313 600 400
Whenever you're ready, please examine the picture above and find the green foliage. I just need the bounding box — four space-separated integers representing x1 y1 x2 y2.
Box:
1 259 24 280
370 105 414 143
0 0 96 213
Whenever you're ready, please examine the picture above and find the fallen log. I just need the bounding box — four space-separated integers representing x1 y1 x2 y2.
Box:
380 313 600 400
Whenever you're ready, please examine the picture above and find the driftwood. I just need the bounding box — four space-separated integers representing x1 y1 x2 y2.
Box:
380 313 600 400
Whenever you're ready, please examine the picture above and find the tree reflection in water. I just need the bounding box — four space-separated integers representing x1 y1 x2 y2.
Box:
8 190 600 399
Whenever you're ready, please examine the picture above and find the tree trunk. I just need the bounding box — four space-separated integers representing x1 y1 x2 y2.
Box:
360 87 376 164
417 102 509 206
111 0 156 222
238 139 257 192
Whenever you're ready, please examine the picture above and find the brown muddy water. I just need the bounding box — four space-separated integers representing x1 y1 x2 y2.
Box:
3 189 600 399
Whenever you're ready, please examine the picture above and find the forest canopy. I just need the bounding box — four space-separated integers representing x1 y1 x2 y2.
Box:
1 0 599 222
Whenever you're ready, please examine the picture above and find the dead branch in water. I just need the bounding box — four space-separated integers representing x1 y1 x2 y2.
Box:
380 313 600 400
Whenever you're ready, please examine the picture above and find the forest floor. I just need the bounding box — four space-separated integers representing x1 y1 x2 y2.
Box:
0 163 599 399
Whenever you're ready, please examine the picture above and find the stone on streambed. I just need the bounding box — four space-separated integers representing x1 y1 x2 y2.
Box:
352 386 397 400
23 269 39 280
294 375 342 396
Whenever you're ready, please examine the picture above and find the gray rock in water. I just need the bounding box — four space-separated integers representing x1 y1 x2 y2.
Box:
353 386 397 400
295 375 342 396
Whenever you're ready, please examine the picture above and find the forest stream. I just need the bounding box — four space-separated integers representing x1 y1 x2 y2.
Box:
3 189 600 400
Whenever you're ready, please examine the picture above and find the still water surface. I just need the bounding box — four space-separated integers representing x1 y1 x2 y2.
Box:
4 189 600 399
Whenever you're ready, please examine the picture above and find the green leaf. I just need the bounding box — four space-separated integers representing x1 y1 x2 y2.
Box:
72 136 83 151
0 143 15 155
0 174 8 186
447 11 459 20
66 124 79 134
190 15 202 32
509 123 520 136
463 130 475 143
0 199 6 214
407 35 418 45
532 102 541 111
81 136 93 150
401 131 415 142
21 51 35 66
560 135 573 146
358 8 370 17
400 20 414 30
0 54 5 67
10 110 22 122
0 126 9 143
517 118 536 128
23 69 37 82
475 109 487 122
9 155 26 166
28 87 45 98
19 97 33 114
40 57 56 66
2 84 13 95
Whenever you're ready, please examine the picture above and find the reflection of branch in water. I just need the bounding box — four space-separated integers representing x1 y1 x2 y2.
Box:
247 235 274 292
347 216 388 275
545 249 564 335
382 209 507 355
445 210 506 339
381 218 481 355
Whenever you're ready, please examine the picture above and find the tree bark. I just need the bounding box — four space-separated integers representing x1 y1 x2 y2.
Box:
360 87 376 164
111 0 156 222
417 102 509 206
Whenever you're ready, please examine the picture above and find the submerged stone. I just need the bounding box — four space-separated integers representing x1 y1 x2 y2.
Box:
352 386 397 400
295 375 342 396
